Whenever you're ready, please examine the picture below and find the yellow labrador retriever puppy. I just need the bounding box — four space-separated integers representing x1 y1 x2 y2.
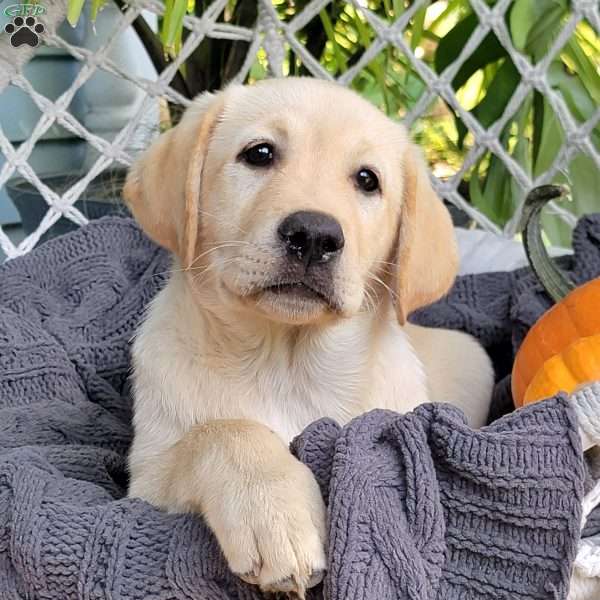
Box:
124 77 493 597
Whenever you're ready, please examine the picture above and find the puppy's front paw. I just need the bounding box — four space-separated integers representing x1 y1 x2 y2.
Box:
207 455 327 597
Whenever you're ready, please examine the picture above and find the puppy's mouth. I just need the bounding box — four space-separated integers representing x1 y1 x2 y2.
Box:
263 282 330 303
255 279 340 313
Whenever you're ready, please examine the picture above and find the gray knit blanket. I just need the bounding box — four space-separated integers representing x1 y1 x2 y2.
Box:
0 215 599 600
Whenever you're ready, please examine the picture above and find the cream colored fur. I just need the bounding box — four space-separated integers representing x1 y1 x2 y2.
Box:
124 78 494 597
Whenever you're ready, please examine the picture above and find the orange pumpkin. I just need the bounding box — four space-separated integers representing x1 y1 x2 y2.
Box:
512 185 600 407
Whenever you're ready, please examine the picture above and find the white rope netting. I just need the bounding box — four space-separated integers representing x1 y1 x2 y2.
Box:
0 0 598 259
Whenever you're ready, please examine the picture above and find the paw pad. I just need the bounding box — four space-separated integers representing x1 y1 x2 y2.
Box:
5 15 45 48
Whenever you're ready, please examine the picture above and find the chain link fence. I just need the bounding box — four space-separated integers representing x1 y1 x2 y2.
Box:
0 0 598 260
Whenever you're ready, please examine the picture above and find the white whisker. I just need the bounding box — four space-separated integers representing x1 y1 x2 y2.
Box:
368 270 400 304
187 241 253 270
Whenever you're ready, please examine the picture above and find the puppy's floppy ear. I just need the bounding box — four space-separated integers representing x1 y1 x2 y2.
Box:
392 144 459 324
123 91 226 268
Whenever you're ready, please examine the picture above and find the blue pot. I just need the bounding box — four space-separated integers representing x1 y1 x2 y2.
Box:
6 168 129 244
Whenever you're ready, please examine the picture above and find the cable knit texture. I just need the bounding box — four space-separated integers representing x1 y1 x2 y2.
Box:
0 215 599 600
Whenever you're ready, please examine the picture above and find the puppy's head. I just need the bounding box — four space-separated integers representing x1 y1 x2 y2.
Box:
124 78 457 325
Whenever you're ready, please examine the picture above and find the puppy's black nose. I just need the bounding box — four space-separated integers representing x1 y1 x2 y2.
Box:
278 211 345 266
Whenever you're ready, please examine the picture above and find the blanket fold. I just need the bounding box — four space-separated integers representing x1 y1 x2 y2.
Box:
293 401 584 600
0 215 599 599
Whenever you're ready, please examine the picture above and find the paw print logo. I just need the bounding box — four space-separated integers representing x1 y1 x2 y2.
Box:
5 16 45 48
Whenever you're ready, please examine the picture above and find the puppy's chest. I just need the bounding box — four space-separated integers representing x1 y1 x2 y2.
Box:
202 350 370 442
137 310 429 444
175 332 426 443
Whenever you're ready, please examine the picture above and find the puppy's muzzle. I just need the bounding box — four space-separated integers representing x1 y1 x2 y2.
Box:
278 210 344 268
251 210 344 312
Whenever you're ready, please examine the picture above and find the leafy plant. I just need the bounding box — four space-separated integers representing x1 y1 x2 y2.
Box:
69 0 259 123
438 0 600 245
66 0 600 245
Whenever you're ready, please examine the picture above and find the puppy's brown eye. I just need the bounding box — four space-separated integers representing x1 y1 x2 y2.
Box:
242 143 275 167
355 168 380 193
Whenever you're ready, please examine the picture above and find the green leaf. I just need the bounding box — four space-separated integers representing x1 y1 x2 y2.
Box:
547 61 597 125
531 63 600 184
429 0 463 32
566 154 600 221
163 0 187 56
411 5 426 51
541 153 600 246
392 0 403 19
477 155 514 225
509 0 535 51
475 126 511 225
509 0 566 54
471 60 521 128
508 133 533 224
532 98 599 245
435 12 478 75
348 9 392 113
476 114 534 227
351 7 371 48
533 98 562 177
532 90 544 166
435 13 506 90
67 0 86 27
435 11 510 147
382 0 392 19
468 166 488 216
90 0 105 22
161 0 173 50
455 58 521 147
562 39 600 106
320 9 346 72
518 0 566 61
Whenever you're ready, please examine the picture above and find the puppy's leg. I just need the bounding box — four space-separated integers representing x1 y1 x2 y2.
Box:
405 323 494 427
130 419 327 597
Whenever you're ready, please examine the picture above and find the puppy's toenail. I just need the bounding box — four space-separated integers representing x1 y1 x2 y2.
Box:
236 569 259 584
